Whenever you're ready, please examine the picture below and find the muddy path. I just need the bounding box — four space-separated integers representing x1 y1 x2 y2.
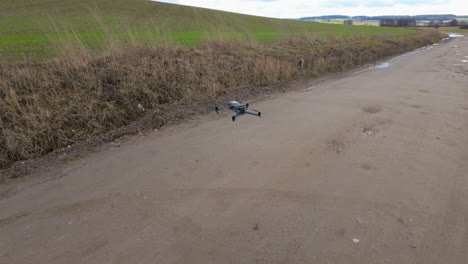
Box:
1 35 468 264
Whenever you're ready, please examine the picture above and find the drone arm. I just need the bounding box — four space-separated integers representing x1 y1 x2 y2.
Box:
211 106 229 114
245 111 261 117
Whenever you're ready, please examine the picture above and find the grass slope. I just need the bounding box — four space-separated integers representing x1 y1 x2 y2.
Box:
1 0 413 59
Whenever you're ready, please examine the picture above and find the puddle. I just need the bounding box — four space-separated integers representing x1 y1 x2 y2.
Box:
375 63 390 68
371 34 461 72
437 68 451 72
462 60 468 63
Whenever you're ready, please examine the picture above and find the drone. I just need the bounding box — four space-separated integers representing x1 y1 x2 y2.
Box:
211 101 262 122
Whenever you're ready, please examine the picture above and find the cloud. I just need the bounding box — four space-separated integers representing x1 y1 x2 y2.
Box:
152 0 468 18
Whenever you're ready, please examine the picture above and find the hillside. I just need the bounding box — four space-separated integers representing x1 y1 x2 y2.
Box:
0 0 413 60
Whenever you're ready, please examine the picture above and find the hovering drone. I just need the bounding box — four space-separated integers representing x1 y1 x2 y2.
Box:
211 101 262 121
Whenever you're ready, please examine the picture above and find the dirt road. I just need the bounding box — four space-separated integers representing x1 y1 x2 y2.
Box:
1 35 468 264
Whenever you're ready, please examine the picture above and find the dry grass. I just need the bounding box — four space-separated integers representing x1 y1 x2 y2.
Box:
0 30 444 169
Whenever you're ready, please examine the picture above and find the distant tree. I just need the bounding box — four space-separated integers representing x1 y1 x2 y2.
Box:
428 20 443 28
396 18 416 27
299 15 350 20
379 19 395 27
449 19 459 26
343 19 353 25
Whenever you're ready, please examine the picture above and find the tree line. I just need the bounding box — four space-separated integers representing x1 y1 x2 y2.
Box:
357 14 458 21
379 18 416 27
300 14 468 22
379 18 468 28
425 19 467 28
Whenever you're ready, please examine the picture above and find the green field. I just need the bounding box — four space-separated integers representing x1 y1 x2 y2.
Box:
439 27 468 34
309 19 380 26
0 0 414 60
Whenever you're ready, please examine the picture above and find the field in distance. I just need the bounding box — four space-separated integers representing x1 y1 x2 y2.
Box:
306 18 468 27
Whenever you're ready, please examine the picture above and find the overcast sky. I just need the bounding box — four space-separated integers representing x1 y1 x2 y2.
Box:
153 0 468 18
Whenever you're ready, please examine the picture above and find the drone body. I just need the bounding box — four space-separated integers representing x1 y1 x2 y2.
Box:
213 101 262 121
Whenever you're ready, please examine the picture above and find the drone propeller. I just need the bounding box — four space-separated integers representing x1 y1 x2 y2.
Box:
209 106 230 114
243 96 268 106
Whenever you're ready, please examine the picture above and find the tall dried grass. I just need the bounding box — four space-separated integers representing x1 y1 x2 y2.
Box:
0 29 444 168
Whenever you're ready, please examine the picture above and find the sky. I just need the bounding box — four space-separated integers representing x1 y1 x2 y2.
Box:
153 0 468 18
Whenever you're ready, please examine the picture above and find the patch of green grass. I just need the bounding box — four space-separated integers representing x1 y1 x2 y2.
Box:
61 156 77 164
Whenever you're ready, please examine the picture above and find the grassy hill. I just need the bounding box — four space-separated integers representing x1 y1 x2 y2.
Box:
1 0 413 60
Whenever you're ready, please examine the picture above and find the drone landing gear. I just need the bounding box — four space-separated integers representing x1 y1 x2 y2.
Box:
232 111 261 121
245 110 262 117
